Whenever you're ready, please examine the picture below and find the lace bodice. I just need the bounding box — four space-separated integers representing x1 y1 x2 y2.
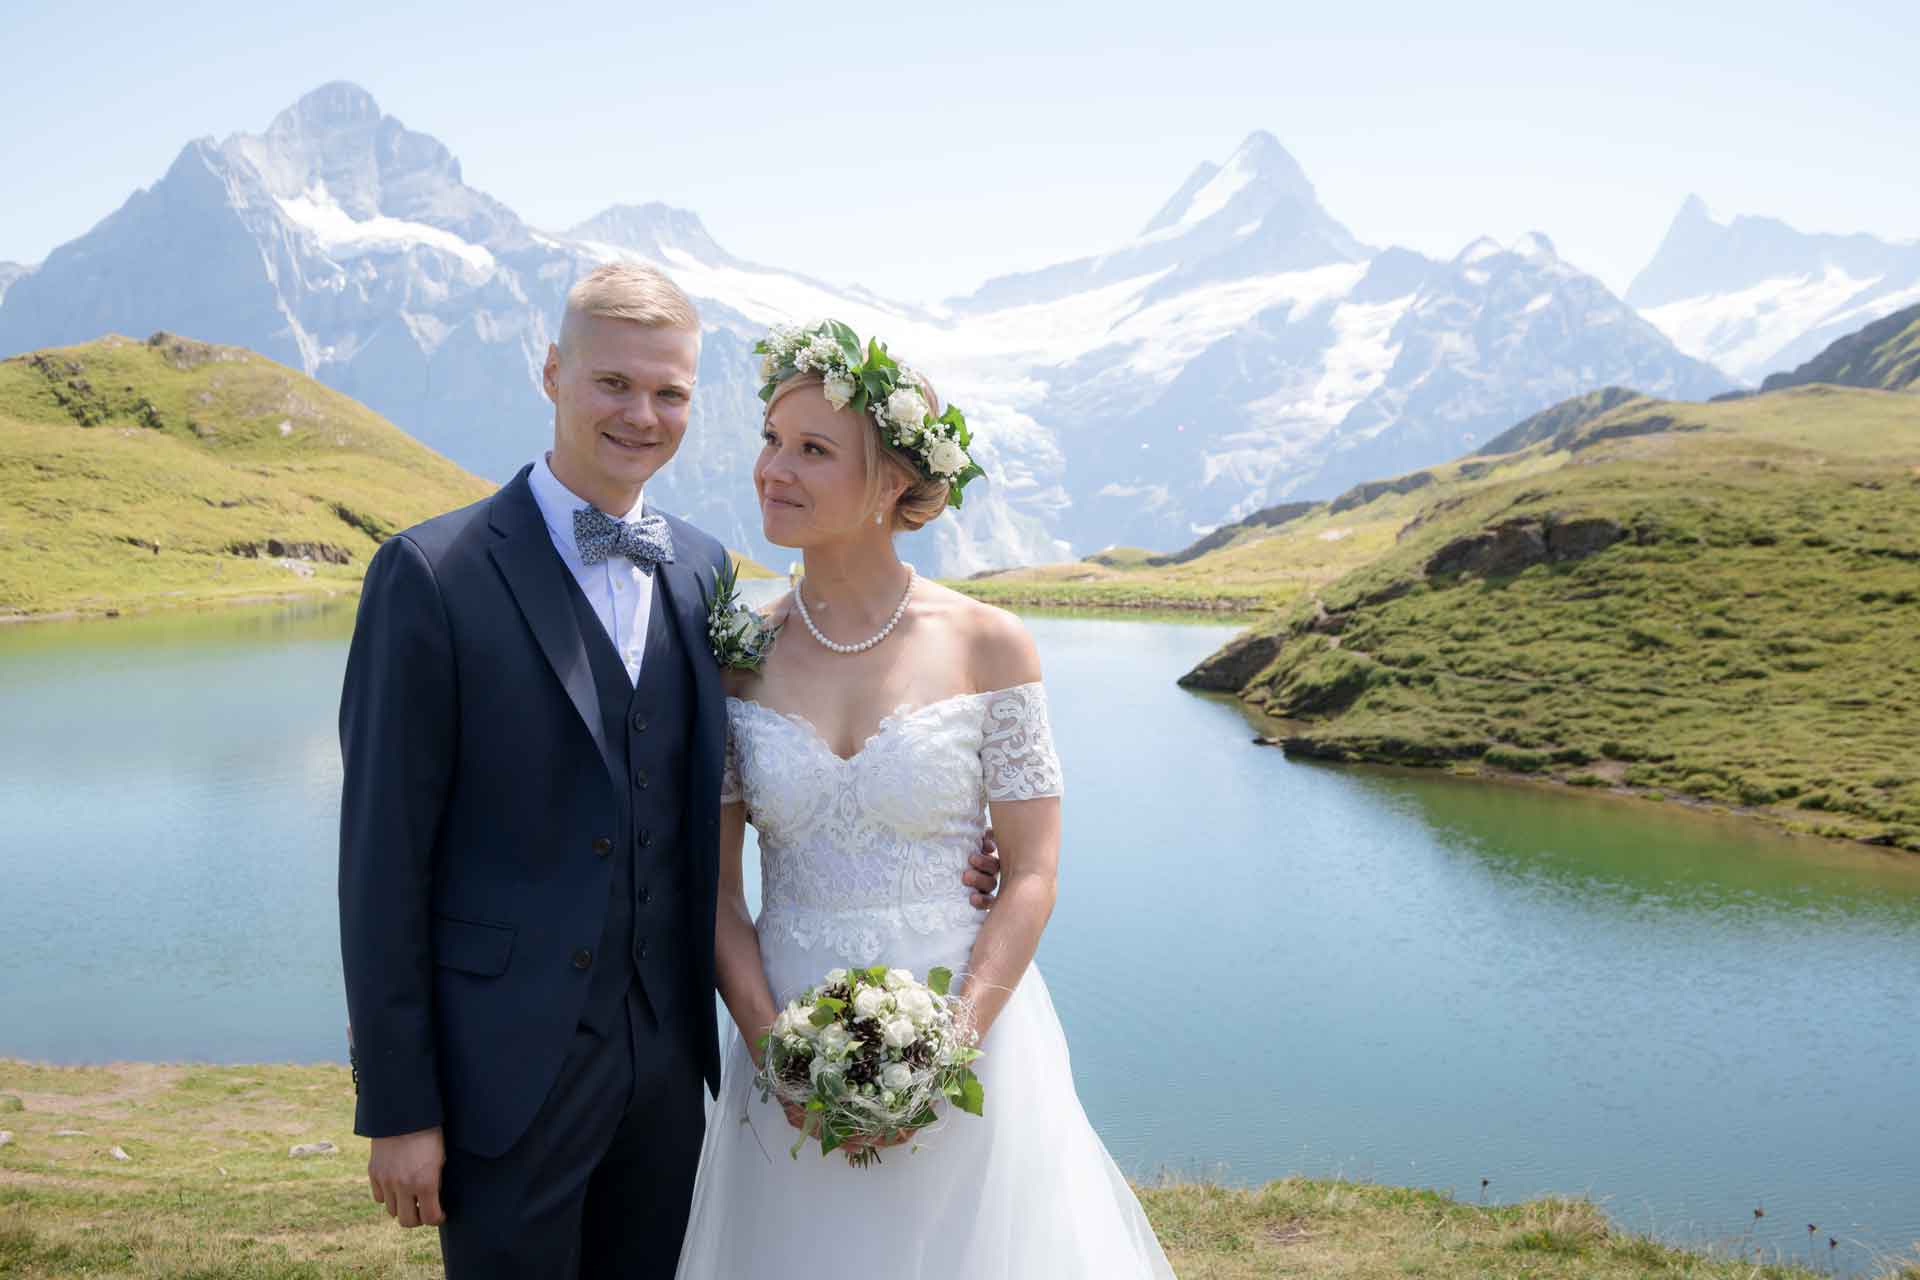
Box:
720 683 1063 966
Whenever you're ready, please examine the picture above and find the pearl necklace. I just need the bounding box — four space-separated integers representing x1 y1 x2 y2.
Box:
795 566 916 654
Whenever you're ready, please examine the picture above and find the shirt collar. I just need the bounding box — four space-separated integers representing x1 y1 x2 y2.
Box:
529 454 646 559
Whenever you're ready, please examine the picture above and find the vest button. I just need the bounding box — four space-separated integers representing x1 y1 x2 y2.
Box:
638 887 652 905
634 768 649 790
638 940 650 960
638 829 653 849
591 837 612 856
631 712 649 733
571 948 593 970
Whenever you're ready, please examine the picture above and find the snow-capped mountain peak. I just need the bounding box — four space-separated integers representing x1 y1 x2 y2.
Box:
1629 196 1920 383
567 202 734 267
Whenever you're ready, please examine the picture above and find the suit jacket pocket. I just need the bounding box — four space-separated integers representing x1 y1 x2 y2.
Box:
431 914 516 977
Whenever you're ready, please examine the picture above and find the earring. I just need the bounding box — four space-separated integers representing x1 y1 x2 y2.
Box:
874 512 883 526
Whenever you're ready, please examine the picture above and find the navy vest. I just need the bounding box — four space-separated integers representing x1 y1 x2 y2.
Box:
562 568 697 1038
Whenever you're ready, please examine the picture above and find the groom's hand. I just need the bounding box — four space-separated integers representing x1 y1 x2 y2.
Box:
964 827 1001 909
368 1126 446 1228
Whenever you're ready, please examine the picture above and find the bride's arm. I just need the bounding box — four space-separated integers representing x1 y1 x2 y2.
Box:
956 794 1060 1043
714 799 780 1067
955 615 1060 1044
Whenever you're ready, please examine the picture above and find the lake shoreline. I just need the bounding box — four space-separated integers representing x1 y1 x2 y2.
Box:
0 1058 1881 1279
1259 738 1920 861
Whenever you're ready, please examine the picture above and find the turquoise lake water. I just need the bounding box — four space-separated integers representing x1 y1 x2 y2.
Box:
1 601 1916 1272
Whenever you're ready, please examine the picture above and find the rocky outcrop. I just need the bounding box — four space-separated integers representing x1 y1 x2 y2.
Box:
226 539 352 564
1177 626 1287 691
1425 515 1624 579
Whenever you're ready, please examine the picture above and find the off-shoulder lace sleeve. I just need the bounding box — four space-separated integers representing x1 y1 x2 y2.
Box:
719 720 743 806
980 682 1064 801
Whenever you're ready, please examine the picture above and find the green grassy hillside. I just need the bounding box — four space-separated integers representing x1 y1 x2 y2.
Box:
1182 387 1920 851
0 333 495 618
3 1059 1889 1279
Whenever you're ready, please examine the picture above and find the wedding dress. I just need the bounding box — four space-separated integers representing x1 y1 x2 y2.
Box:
673 682 1175 1278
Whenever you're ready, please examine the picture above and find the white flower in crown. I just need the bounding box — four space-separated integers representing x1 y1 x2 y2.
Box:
927 438 968 478
822 372 855 410
795 335 843 374
884 387 928 431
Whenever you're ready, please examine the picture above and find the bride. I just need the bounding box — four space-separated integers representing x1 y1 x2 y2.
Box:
673 322 1174 1277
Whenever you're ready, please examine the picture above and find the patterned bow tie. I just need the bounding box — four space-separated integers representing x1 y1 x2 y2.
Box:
573 506 675 573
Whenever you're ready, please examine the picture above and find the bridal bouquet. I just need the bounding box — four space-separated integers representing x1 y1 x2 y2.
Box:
755 964 983 1167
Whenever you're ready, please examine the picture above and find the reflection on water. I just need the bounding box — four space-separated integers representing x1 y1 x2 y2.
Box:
1 604 1916 1273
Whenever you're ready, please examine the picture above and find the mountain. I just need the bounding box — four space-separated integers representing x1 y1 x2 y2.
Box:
0 86 1733 573
1759 300 1920 393
1628 196 1920 385
982 224 1728 552
0 331 493 617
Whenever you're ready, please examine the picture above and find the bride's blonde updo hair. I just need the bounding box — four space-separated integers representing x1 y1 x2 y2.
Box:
765 371 955 533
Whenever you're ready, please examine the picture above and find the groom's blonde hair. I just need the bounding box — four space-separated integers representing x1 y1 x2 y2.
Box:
558 262 701 354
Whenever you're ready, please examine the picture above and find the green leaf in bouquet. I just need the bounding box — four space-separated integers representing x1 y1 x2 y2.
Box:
950 1046 982 1067
927 966 952 996
955 1068 985 1117
819 1122 845 1157
865 965 889 983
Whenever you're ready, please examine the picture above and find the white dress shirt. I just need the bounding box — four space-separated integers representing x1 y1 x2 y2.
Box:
527 454 656 686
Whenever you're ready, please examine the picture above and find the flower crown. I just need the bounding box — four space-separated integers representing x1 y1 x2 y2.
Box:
755 320 985 509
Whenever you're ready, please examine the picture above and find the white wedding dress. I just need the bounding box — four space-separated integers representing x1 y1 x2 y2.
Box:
673 682 1174 1278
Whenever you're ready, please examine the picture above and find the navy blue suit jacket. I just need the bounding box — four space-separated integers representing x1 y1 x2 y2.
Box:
337 466 727 1158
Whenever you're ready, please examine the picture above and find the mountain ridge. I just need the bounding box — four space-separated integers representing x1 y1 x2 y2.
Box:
0 82 1792 577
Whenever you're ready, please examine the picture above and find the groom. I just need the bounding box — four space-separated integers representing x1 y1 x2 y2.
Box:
338 263 1000 1278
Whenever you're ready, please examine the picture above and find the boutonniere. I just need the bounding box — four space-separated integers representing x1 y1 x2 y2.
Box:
708 558 780 672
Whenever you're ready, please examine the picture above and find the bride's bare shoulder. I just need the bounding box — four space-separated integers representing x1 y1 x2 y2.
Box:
915 580 1040 692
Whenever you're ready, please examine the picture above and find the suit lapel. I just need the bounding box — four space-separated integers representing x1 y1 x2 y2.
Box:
654 528 723 900
656 546 722 764
487 470 617 786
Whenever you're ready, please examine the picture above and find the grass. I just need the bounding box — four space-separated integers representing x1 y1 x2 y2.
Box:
0 333 493 620
0 333 775 620
1219 388 1920 852
4 1060 1901 1279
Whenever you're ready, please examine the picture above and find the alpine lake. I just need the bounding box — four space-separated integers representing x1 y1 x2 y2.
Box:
2 597 1916 1274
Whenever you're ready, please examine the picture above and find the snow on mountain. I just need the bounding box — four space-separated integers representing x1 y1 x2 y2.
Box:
1628 195 1920 385
0 262 29 307
0 86 1733 571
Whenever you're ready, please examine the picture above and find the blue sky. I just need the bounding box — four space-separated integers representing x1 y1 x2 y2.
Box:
2 0 1914 302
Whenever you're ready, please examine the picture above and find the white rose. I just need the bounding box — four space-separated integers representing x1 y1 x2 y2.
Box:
885 388 928 430
823 969 849 986
880 1062 913 1092
927 439 968 478
771 1008 795 1039
852 986 893 1019
821 372 855 410
896 986 936 1026
789 1004 820 1038
819 1023 852 1056
880 1016 918 1050
809 1056 844 1092
883 968 916 991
